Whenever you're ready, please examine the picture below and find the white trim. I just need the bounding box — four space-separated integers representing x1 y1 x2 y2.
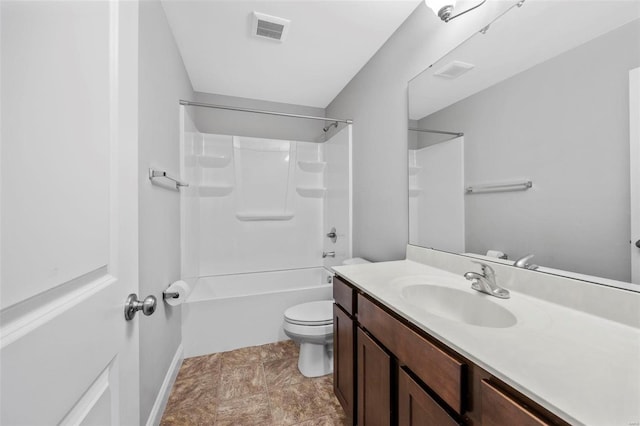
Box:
145 344 184 426
59 362 112 426
0 272 116 347
630 67 640 284
347 124 353 258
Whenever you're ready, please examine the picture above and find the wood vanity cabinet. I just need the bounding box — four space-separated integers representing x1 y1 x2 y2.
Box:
333 274 570 426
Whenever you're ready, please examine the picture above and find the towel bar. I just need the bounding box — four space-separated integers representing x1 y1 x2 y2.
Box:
148 168 189 190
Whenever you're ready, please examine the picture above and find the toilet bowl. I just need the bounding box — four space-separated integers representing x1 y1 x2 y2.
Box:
283 300 334 377
284 258 371 377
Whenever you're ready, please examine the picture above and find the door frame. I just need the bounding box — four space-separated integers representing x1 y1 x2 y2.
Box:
630 67 639 284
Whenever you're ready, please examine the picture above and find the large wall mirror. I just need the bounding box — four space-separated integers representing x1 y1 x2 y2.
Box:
408 0 640 290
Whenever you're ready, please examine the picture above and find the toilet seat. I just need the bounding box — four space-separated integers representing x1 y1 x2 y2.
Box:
284 300 333 326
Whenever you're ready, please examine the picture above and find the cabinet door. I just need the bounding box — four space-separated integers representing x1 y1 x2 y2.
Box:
334 304 355 423
357 328 391 426
398 367 459 426
481 380 549 426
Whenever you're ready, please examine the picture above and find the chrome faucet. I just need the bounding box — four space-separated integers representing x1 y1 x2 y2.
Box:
322 251 336 258
464 262 510 299
513 254 538 270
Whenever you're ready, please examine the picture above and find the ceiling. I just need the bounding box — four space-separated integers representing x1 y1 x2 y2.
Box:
409 0 640 120
161 0 421 108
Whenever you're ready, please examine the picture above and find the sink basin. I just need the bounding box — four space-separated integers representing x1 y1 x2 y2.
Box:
400 284 517 328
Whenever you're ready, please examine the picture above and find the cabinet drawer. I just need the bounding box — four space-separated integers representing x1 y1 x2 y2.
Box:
398 367 459 426
357 294 465 414
481 380 549 426
333 275 355 316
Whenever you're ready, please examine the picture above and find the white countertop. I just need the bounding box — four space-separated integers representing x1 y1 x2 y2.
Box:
333 260 640 426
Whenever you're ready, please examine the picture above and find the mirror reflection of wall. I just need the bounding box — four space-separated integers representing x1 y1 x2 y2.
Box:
408 1 640 285
409 135 465 253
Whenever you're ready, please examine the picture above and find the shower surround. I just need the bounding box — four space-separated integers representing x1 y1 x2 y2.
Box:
179 106 352 355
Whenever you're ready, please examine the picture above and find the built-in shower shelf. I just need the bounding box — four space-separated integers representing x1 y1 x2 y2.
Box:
296 187 326 198
408 166 421 176
199 185 234 197
236 212 295 221
198 154 231 168
297 161 326 173
409 187 422 197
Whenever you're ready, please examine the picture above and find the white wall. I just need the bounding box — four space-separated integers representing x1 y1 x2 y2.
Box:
326 2 513 262
418 21 640 282
138 1 193 422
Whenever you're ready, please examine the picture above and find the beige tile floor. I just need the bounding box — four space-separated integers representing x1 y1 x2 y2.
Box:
160 340 348 425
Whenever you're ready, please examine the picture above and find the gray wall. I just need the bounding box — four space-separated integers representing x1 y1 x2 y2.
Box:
419 21 639 282
193 92 326 142
326 2 508 261
138 1 193 422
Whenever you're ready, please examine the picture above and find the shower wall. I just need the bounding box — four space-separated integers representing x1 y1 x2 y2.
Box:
181 106 351 278
323 125 353 269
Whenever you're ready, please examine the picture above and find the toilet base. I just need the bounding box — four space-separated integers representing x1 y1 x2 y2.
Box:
298 341 333 378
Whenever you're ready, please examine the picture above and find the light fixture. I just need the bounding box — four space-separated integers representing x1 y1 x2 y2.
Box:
425 0 487 22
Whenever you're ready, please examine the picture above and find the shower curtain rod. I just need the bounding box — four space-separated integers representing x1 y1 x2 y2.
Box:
409 127 464 137
179 100 353 125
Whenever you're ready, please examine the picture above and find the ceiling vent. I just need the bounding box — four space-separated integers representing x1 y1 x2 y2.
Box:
433 61 475 79
252 12 290 42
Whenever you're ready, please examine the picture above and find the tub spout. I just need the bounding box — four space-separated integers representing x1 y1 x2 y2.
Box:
322 251 335 258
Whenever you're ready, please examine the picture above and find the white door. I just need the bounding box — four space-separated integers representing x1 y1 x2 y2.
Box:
631 67 640 284
1 1 140 425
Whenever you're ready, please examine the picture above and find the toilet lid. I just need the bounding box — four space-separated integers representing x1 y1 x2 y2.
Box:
284 300 333 326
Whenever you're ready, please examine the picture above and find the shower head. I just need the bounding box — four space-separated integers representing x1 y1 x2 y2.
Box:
323 122 339 132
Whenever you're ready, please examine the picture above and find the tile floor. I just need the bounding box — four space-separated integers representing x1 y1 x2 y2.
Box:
160 340 348 425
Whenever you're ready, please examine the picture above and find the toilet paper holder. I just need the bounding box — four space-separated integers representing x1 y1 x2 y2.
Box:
162 280 191 306
163 291 179 300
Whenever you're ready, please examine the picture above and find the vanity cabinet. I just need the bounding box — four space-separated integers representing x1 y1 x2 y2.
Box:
333 274 569 426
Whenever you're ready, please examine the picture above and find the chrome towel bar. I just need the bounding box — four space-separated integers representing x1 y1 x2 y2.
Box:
465 180 532 194
148 168 189 190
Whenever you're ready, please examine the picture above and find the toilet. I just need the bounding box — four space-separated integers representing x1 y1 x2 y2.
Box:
283 300 334 377
283 257 370 377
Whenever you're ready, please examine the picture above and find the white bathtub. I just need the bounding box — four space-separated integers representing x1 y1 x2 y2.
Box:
182 267 333 357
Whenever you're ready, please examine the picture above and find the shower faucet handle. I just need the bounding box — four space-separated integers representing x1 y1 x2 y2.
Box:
326 227 337 243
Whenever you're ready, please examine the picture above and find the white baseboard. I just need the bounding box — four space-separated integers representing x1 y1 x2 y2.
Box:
145 344 184 426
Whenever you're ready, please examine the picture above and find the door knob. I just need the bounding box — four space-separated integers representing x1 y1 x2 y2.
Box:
124 293 157 321
636 239 640 249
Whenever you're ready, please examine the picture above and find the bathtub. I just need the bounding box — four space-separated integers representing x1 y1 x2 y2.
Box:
182 267 333 357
